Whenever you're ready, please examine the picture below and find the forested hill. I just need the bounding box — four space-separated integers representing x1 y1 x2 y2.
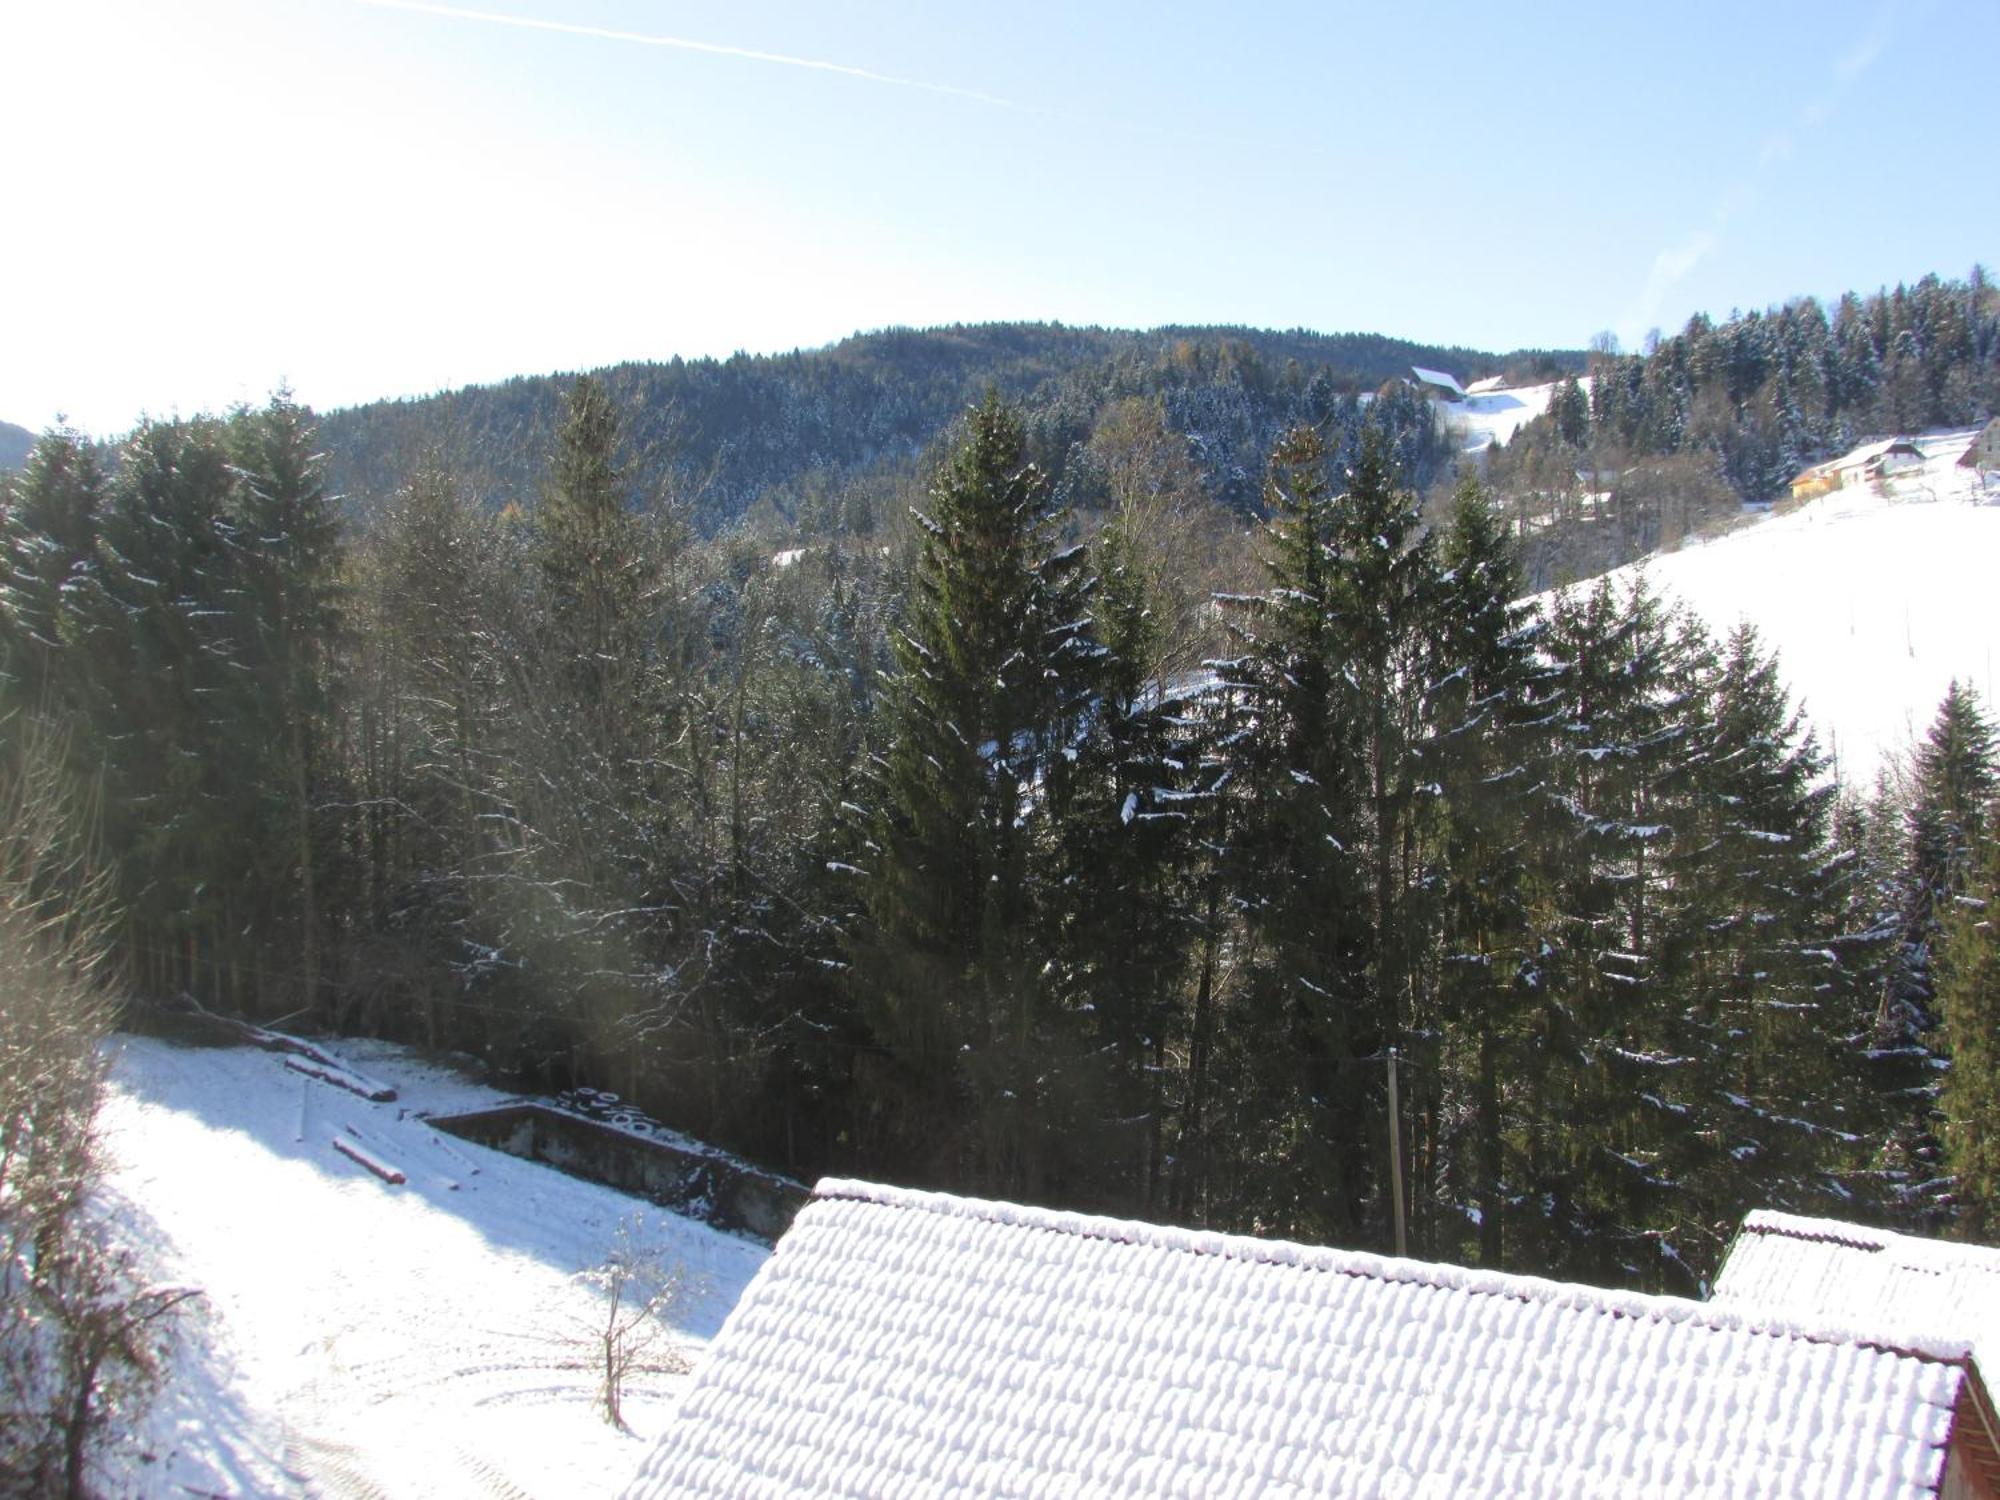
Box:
0 420 33 472
318 322 1584 532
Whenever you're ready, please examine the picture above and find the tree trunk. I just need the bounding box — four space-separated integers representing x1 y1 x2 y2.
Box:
1173 878 1223 1220
1477 985 1504 1266
63 1348 100 1500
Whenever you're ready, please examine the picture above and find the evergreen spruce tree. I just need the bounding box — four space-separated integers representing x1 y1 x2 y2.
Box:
513 375 679 1093
1904 683 1998 948
1524 578 1697 1283
851 393 1095 1195
1047 519 1202 1213
347 459 513 1046
1214 425 1377 1244
1426 472 1551 1267
1878 683 2000 1224
1549 375 1590 449
8 407 342 1019
1323 428 1440 1073
1657 623 1859 1272
76 418 264 1003
534 375 662 745
0 427 104 724
1165 662 1237 1226
1940 812 2000 1241
229 394 344 1016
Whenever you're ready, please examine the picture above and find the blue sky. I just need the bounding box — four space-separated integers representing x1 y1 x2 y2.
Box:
3 0 1993 435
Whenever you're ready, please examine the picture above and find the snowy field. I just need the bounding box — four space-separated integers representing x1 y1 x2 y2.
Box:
1445 378 1565 455
95 1037 768 1498
1590 429 1998 786
1445 386 1997 784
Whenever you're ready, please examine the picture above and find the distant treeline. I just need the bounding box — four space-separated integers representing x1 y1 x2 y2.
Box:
317 322 1583 532
1497 270 2000 508
6 366 1999 1290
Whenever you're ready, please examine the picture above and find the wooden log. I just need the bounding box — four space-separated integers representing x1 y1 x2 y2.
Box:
331 1133 405 1185
342 1123 458 1192
283 1055 396 1103
143 997 400 1102
175 1002 398 1103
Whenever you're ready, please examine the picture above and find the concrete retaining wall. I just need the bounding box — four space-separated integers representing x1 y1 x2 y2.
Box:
430 1103 807 1242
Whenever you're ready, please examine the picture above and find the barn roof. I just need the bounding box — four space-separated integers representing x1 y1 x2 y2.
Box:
1410 365 1468 398
1833 437 1924 471
623 1181 1967 1499
1961 417 2000 466
1713 1210 2000 1365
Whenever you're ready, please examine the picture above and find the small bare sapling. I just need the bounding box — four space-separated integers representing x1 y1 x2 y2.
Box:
572 1214 705 1430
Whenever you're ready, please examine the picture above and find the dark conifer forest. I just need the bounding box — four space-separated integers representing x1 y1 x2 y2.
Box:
5 284 2000 1295
316 322 1568 531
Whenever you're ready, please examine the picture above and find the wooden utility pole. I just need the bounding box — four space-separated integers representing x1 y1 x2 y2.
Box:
1387 1049 1407 1258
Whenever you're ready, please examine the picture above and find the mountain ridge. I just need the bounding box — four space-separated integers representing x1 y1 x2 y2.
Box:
0 420 33 471
317 320 1586 532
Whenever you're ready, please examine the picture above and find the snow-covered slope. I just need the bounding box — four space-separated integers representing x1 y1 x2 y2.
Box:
1446 378 1568 455
1581 430 1998 786
96 1036 768 1498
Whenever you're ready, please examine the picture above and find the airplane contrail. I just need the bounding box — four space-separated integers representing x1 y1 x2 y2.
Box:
351 0 1020 108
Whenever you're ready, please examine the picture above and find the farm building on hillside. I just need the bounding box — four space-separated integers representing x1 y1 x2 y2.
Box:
1838 437 1927 485
1868 439 1927 479
1791 438 1927 500
1960 417 2000 472
1790 460 1841 501
1466 374 1509 395
623 1180 1995 1499
1410 365 1468 401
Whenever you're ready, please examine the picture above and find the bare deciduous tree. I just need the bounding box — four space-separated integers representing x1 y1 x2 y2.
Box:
0 725 195 1497
571 1214 704 1430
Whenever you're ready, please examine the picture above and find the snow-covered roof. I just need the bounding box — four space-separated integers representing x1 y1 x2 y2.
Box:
1465 374 1508 395
623 1180 1972 1499
1409 365 1468 398
1713 1210 2000 1366
1832 437 1924 471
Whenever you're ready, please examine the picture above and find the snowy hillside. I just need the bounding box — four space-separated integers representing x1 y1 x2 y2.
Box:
1444 378 1567 455
96 1037 768 1498
0 417 32 471
1583 429 1998 785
